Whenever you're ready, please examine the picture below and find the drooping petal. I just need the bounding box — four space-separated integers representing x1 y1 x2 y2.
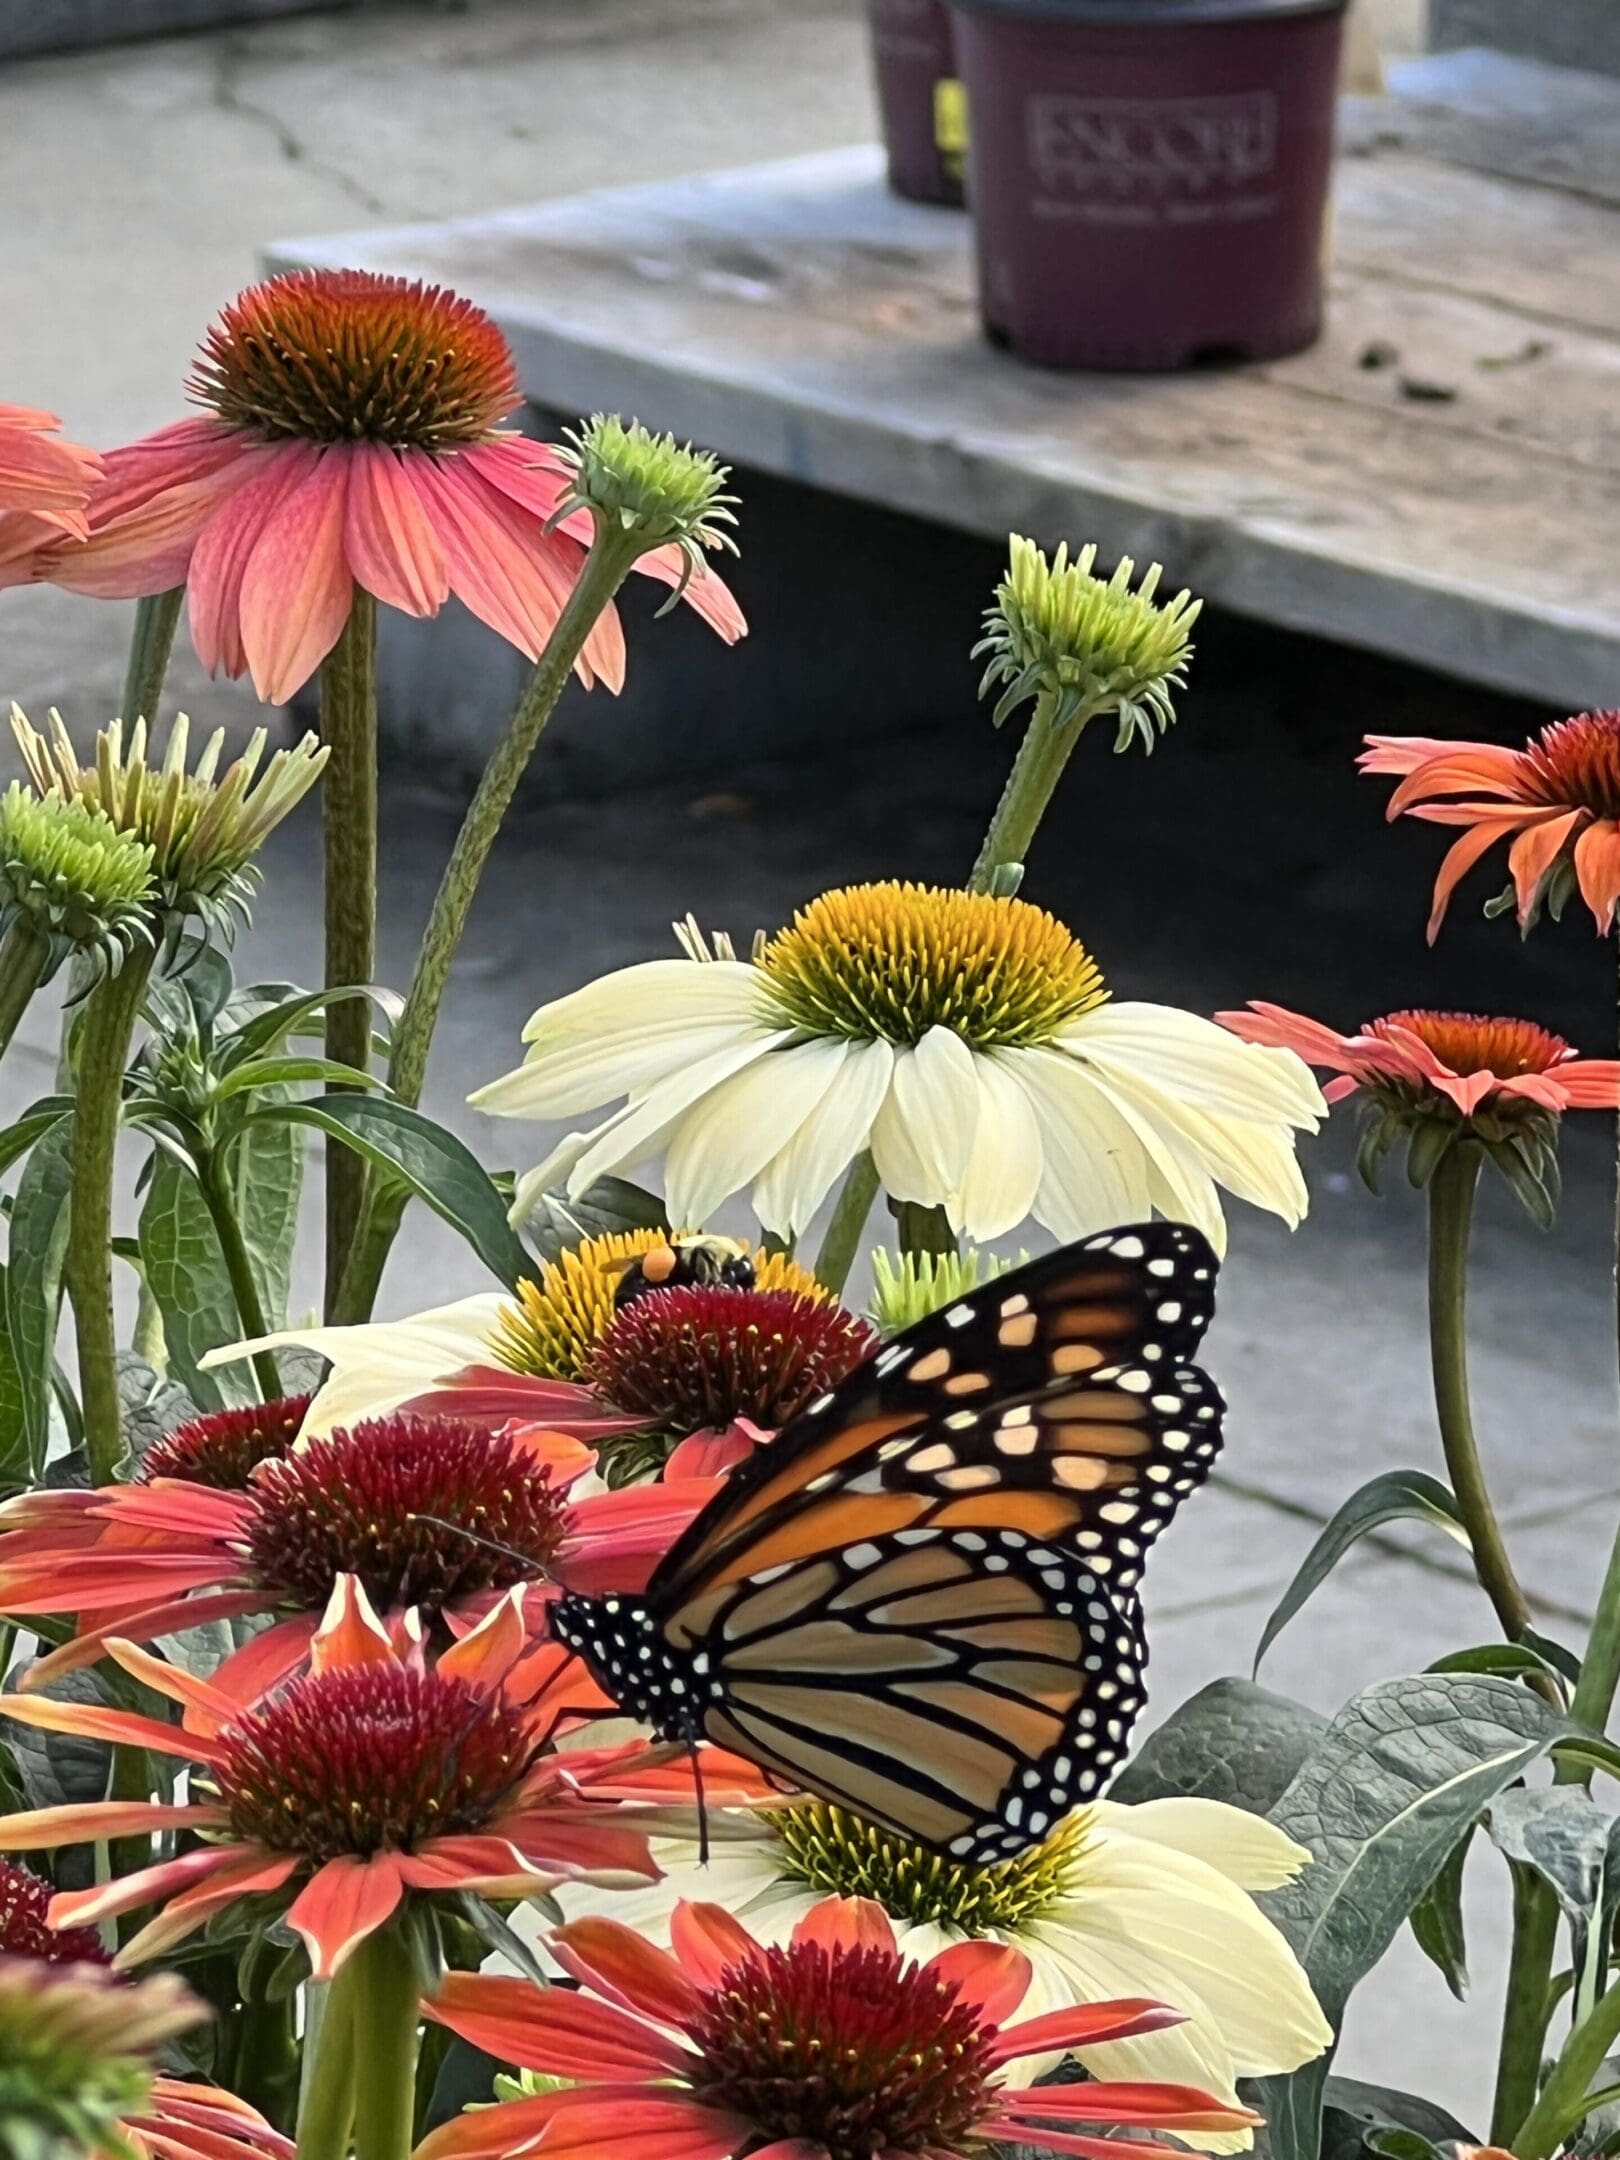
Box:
563 1032 797 1200
998 1049 1160 1240
990 1998 1186 2064
188 440 322 680
49 1843 255 1929
869 1027 981 1209
663 1038 853 1230
1216 1003 1361 1072
236 448 355 703
752 1036 896 1238
343 443 451 617
286 1851 405 1979
426 1972 687 2079
1421 811 1533 942
1574 820 1620 933
956 1052 1044 1240
1506 808 1584 922
1065 1005 1325 1129
552 1915 704 2026
1087 1799 1312 1892
0 1799 223 1852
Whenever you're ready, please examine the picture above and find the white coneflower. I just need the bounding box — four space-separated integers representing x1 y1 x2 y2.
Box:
474 881 1324 1254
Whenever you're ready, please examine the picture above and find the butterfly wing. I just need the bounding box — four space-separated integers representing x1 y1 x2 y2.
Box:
554 1223 1221 1860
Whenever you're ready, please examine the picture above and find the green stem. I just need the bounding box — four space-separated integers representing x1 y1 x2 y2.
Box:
296 1971 356 2160
234 1985 298 2134
107 1741 156 1941
815 1152 881 1298
1427 1144 1541 1657
319 591 378 1319
66 948 154 1484
894 1198 957 1259
1493 1860 1562 2144
1574 935 1620 1750
1514 1966 1620 2158
331 526 642 1327
968 689 1102 894
121 588 184 726
0 923 50 1061
196 1142 282 1400
347 1923 421 2160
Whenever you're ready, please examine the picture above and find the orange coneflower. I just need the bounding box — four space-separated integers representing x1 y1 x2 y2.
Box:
18 271 744 704
1362 712 1620 939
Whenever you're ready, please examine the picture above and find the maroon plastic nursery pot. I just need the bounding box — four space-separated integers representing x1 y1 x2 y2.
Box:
949 0 1347 369
867 0 969 206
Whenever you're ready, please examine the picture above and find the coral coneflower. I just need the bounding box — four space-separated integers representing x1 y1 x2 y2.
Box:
1223 1002 1620 1218
420 1896 1260 2160
136 1395 311 1487
18 271 743 704
0 1858 106 1967
474 885 1324 1255
0 1579 712 1979
1363 712 1620 938
586 1282 877 1481
562 1798 1328 2149
0 404 100 579
0 1413 707 1700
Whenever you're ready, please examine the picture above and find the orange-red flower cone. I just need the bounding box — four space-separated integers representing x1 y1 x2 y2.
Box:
17 271 744 704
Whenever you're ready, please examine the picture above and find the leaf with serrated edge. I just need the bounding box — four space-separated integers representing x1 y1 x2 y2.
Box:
1255 1674 1566 2160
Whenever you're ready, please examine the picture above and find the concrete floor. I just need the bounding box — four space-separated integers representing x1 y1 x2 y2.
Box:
0 0 1593 2128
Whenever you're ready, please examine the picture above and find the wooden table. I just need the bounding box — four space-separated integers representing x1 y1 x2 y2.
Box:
272 49 1620 709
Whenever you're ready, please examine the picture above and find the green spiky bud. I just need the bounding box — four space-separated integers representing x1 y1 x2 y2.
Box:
0 1956 202 2160
868 1245 1028 1336
555 415 738 605
10 706 327 944
0 784 155 981
975 535 1200 751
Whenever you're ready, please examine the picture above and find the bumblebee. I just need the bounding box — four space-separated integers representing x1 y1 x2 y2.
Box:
610 1234 757 1313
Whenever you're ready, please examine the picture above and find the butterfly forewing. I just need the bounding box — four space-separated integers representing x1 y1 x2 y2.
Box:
552 1223 1220 1861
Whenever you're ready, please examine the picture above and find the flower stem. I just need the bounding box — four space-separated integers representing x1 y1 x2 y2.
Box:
969 689 1103 894
1513 1964 1620 2158
121 587 184 725
319 590 378 1320
0 923 50 1062
1492 1860 1561 2144
1578 932 1620 1751
66 947 154 1484
296 1971 356 2160
346 1923 421 2160
815 1152 881 1298
195 1143 282 1400
1426 1143 1540 1655
894 1199 957 1259
331 526 642 1327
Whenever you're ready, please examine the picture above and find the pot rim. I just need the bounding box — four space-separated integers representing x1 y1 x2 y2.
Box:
949 0 1346 23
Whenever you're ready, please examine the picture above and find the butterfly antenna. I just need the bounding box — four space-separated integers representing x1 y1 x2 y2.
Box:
410 1514 537 1570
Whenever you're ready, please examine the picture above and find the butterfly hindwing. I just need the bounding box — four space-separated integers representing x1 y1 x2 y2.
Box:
551 1222 1220 1860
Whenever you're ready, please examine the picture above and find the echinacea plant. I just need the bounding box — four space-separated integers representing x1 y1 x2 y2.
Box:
7 315 1620 2160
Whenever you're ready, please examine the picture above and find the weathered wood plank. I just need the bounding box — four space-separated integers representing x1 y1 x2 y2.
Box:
270 141 1620 706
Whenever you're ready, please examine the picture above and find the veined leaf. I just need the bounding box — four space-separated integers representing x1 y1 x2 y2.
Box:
522 1176 668 1265
1109 1678 1326 1814
5 1115 75 1474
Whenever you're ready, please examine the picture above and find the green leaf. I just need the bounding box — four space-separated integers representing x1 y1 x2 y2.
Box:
1488 1787 1620 2022
1255 1673 1567 2160
0 1099 73 1183
116 1352 199 1468
1408 1824 1471 2000
5 1115 75 1474
522 1175 668 1265
1428 1642 1568 1697
0 1263 27 1491
1255 1473 1470 1672
223 982 401 1069
253 1096 530 1288
138 1156 252 1412
1108 1678 1327 1813
213 1055 384 1102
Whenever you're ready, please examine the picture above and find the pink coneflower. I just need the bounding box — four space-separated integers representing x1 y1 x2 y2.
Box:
419 1896 1259 2160
0 1411 711 1701
1362 713 1620 938
1221 1005 1620 1120
22 270 745 704
136 1394 311 1486
0 403 101 577
0 1578 720 1980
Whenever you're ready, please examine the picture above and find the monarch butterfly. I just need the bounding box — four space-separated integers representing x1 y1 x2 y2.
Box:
552 1222 1223 1864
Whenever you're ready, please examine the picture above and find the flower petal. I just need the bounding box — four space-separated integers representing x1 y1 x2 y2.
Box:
1574 820 1620 934
927 1938 1031 2027
426 1971 686 2079
343 443 451 617
1088 1799 1312 1892
553 1915 703 2025
664 1038 853 1230
237 448 354 703
1064 1005 1325 1128
957 1053 1044 1240
869 1027 981 1209
188 440 322 681
286 1851 405 1979
752 1037 895 1239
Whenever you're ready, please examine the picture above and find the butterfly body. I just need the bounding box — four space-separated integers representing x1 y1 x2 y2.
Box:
552 1223 1222 1863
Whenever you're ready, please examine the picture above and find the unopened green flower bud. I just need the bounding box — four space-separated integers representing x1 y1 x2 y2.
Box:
0 784 155 981
868 1244 1028 1336
556 415 738 605
0 1956 202 2160
11 706 327 942
976 536 1200 751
